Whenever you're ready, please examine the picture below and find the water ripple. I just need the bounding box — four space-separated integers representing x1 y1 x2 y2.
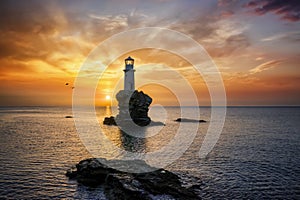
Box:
0 107 299 199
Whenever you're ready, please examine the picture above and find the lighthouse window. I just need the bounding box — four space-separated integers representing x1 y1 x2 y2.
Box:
126 60 133 65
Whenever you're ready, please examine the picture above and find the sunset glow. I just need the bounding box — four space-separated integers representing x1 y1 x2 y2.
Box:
0 0 299 106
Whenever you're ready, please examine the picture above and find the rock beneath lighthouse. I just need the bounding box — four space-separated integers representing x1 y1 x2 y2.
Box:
115 90 152 127
129 90 152 126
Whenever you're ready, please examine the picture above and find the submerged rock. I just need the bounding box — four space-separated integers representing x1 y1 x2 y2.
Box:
66 158 200 199
175 118 207 123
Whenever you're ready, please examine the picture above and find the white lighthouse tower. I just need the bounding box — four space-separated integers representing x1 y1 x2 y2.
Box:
115 56 152 126
123 56 135 91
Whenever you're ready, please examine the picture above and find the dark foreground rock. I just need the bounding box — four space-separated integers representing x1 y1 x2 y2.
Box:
66 158 200 200
175 118 207 123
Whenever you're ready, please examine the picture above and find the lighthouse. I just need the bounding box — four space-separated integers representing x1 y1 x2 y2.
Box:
113 56 152 126
123 56 135 91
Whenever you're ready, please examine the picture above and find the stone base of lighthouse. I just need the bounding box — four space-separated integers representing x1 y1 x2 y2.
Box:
115 90 152 127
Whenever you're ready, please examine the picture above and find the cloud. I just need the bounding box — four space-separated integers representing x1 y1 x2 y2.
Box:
218 0 234 7
88 14 128 31
245 0 300 22
220 10 234 18
255 56 264 61
207 33 250 58
169 7 250 58
88 10 156 31
0 1 98 76
261 31 300 42
249 60 283 74
139 65 182 81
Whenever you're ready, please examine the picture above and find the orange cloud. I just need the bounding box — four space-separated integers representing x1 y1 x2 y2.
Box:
249 60 283 74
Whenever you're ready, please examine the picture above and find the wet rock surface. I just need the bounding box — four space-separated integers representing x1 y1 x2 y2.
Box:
66 158 200 200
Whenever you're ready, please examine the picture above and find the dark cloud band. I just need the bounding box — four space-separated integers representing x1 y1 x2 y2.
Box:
246 0 300 22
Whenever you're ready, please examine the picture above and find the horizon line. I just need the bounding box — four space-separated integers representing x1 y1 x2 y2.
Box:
0 105 300 108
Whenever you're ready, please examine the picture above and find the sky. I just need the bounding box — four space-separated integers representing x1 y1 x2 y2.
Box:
0 0 299 106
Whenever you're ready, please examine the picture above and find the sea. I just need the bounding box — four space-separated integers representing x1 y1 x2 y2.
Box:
0 106 299 199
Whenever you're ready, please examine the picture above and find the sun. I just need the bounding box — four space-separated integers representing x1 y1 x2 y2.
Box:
105 95 111 100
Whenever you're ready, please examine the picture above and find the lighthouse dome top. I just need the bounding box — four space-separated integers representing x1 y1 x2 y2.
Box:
125 56 134 67
125 56 134 61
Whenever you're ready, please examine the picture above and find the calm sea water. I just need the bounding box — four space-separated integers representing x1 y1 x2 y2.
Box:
0 106 299 199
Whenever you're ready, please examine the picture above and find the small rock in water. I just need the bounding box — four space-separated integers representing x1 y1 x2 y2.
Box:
103 116 117 125
149 121 165 126
175 118 206 123
65 115 73 118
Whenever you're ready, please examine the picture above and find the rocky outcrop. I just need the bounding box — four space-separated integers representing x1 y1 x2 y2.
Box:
128 90 152 126
66 158 200 200
175 118 207 123
115 90 152 127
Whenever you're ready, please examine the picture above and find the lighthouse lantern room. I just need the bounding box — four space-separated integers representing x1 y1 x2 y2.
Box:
123 56 135 91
